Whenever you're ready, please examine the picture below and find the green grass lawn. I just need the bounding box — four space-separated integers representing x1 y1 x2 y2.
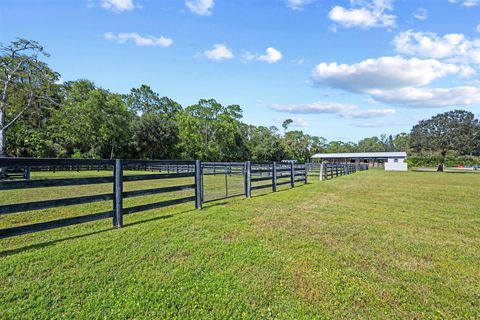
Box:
1 170 479 319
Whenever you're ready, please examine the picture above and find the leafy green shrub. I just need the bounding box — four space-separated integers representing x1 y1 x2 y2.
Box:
408 155 480 167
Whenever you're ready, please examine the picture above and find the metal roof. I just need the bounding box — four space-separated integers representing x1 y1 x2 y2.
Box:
311 152 407 159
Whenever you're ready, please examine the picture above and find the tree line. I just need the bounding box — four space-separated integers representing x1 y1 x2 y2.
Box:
1 39 479 165
3 77 411 161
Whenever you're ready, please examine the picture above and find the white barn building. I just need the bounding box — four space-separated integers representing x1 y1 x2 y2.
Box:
311 152 408 171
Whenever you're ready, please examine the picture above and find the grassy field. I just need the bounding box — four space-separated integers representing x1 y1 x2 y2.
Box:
1 170 479 319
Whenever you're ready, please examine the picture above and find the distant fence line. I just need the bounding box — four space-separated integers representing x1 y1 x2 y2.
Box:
306 162 368 180
0 158 368 239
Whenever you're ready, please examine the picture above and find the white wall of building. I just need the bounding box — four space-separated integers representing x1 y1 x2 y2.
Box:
384 158 408 171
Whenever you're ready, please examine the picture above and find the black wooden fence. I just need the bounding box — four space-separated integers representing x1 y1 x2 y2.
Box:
201 162 246 203
0 158 367 239
306 162 368 180
247 161 307 196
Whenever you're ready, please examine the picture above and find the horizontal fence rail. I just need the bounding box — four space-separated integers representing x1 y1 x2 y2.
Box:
0 158 367 239
201 162 246 203
0 158 196 239
306 162 368 180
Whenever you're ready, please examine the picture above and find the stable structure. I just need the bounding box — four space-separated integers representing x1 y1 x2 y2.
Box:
311 152 408 171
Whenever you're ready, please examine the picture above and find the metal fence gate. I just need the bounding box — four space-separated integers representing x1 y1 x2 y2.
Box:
200 162 246 203
0 158 368 239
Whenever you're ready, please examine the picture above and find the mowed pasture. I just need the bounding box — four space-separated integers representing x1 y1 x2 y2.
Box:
1 170 479 319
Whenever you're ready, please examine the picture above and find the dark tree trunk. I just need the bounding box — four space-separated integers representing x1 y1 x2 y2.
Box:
437 150 447 172
0 113 5 178
0 129 5 158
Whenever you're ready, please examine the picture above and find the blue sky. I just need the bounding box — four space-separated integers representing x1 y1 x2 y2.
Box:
1 0 480 141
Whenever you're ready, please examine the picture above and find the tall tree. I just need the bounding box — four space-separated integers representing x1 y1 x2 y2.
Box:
53 80 134 159
0 38 59 157
309 136 327 155
325 141 357 153
178 99 246 161
242 125 286 161
380 134 395 152
124 84 182 114
392 133 410 152
410 110 479 171
282 118 293 133
283 130 325 162
133 112 179 159
125 85 182 159
357 136 385 152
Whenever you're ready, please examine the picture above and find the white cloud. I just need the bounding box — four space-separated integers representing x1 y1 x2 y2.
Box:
287 0 316 10
311 56 465 93
104 32 173 47
346 108 397 118
185 0 214 16
272 101 357 114
202 44 234 60
271 101 396 118
370 86 480 107
353 120 405 128
393 30 480 64
258 47 283 63
311 54 479 108
100 0 135 12
244 47 283 64
477 24 480 32
464 0 480 6
291 58 305 65
328 0 396 29
242 51 255 61
413 8 428 20
449 0 479 7
289 117 310 127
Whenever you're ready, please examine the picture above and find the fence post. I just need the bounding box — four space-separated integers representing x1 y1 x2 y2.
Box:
195 160 202 209
272 161 277 192
304 164 308 184
319 161 324 181
224 166 228 198
23 166 31 180
290 161 295 188
113 159 123 228
245 161 251 198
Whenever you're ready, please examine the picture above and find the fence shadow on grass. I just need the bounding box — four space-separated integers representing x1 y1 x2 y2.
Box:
251 183 307 199
123 207 196 228
0 159 362 250
0 208 195 257
0 227 115 258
